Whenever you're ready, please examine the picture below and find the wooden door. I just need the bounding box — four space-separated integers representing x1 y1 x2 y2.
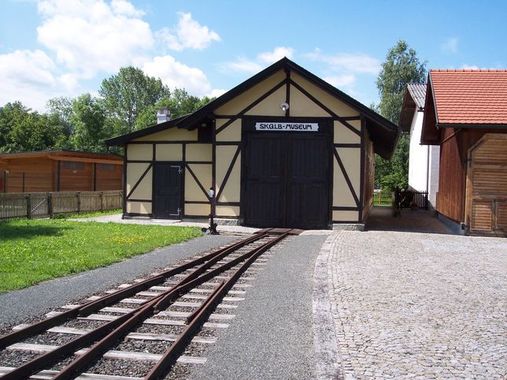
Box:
153 163 183 219
243 135 286 227
466 134 507 236
287 135 330 229
243 133 330 229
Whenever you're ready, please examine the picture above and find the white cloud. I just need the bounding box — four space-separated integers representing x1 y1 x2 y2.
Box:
461 64 479 70
306 49 381 74
257 46 294 64
323 74 356 88
111 0 144 17
223 47 295 74
223 57 263 74
208 88 226 98
37 0 153 78
142 55 212 97
0 49 78 111
441 37 459 54
157 12 220 51
0 2 222 111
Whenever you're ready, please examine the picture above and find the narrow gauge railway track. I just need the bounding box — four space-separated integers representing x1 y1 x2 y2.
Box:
0 228 300 380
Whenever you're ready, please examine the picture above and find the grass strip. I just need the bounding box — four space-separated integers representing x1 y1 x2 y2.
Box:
0 219 202 292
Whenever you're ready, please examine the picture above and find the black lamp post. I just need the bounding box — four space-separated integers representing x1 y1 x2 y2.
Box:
208 187 218 235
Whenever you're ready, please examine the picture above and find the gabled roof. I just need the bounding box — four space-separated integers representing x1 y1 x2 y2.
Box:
399 83 427 131
421 69 507 144
106 57 399 159
430 69 507 125
407 83 426 109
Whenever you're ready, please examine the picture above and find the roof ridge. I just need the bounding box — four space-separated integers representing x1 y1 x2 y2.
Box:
431 69 507 73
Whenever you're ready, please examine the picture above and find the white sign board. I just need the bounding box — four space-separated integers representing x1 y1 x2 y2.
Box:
255 122 319 132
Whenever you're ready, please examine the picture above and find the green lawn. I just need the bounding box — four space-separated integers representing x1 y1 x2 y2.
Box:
57 208 122 219
0 219 202 292
373 191 393 207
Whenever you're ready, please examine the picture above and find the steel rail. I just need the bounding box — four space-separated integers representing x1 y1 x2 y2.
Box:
53 232 286 380
145 231 290 380
0 232 271 380
0 231 268 350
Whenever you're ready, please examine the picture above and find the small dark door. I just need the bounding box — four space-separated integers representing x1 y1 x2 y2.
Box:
153 163 182 219
243 133 330 229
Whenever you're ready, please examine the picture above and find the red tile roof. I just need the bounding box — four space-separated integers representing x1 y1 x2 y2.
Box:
430 69 507 125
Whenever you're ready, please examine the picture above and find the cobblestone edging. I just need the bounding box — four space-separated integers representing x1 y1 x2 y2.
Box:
313 232 349 380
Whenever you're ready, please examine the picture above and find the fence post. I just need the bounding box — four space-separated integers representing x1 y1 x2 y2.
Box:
47 193 53 218
100 192 104 211
77 192 81 214
26 194 32 219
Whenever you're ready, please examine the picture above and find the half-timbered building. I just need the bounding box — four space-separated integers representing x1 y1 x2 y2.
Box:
106 58 399 229
421 69 507 236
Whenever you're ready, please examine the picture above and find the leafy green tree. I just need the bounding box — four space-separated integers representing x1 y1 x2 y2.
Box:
47 97 73 132
70 94 109 152
99 67 170 135
374 40 426 191
135 89 213 130
377 40 426 124
0 102 69 153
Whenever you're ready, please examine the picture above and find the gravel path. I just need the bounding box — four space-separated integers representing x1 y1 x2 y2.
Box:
0 235 236 328
316 230 507 380
189 234 327 380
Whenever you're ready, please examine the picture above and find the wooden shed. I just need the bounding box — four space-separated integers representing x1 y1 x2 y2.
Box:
421 69 507 236
0 150 123 193
107 58 399 229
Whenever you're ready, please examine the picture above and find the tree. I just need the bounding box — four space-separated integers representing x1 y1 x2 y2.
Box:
134 89 214 130
70 94 109 152
377 40 426 125
0 102 69 153
374 40 426 191
99 67 170 135
47 97 73 149
47 97 73 133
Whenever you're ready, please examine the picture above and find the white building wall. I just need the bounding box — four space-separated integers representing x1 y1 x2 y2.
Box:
428 145 440 206
408 110 440 208
408 111 428 191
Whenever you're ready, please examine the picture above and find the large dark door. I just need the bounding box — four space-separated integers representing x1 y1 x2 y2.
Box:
153 163 182 219
243 132 330 229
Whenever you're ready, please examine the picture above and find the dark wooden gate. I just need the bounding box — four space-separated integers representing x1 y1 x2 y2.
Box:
153 163 183 219
243 130 331 229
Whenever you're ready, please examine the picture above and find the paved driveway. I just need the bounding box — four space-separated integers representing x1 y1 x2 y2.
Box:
315 230 507 379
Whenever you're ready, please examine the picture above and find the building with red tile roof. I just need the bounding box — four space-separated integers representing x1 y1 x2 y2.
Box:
420 69 507 236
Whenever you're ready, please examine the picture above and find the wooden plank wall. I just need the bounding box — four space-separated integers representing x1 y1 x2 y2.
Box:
0 158 54 192
467 134 507 235
1 158 122 193
96 163 122 191
436 127 466 222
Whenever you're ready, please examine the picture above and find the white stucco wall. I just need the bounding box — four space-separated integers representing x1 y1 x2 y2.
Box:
408 110 440 207
428 145 440 206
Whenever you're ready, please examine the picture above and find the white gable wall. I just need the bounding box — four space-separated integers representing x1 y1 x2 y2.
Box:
408 110 440 207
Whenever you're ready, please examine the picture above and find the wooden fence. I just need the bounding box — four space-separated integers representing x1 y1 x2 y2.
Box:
0 190 122 219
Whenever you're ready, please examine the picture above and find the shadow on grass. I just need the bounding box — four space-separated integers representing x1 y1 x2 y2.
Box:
0 222 70 240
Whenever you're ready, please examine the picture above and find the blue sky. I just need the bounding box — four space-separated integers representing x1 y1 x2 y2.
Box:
1 0 506 111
